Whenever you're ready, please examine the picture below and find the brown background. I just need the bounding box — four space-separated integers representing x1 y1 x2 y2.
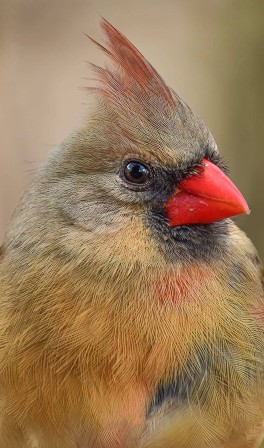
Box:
0 0 264 259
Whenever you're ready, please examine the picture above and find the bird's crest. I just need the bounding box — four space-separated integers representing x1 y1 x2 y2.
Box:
86 19 175 108
85 19 208 159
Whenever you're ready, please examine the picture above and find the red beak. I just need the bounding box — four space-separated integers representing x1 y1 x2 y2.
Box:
165 158 249 227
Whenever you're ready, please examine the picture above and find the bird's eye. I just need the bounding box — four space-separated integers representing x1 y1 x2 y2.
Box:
123 161 151 185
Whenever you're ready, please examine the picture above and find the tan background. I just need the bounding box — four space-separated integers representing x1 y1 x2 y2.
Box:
0 0 263 259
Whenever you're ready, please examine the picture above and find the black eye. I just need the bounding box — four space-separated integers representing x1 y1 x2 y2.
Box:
123 161 151 185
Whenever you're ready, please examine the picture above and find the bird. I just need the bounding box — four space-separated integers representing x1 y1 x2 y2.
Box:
0 18 263 448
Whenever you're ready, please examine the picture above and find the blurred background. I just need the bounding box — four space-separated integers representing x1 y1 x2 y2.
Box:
0 0 263 259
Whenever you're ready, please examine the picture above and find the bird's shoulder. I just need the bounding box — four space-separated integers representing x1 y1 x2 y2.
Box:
249 251 264 292
258 259 264 292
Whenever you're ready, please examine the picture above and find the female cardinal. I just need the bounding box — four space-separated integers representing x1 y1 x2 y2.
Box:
0 19 263 448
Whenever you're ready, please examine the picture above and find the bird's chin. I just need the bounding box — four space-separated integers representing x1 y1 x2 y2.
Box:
147 210 230 264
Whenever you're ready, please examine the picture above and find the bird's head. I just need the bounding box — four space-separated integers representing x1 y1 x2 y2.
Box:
11 19 249 280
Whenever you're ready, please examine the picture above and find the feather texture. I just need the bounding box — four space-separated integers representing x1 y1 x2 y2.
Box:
0 19 263 448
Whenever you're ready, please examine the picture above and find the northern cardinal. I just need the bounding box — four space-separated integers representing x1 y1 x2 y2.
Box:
0 19 263 448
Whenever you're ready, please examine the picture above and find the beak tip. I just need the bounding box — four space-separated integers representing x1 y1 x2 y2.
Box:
237 205 250 216
241 200 250 215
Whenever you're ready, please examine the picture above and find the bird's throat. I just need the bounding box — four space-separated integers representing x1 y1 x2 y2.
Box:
153 264 214 307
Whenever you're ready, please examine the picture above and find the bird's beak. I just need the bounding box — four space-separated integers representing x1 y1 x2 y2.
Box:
165 158 250 227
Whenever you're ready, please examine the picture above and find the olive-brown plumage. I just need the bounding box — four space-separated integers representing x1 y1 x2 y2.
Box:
0 19 263 448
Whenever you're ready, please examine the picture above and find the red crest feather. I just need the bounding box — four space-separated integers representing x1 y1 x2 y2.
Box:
84 19 207 155
86 18 175 108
